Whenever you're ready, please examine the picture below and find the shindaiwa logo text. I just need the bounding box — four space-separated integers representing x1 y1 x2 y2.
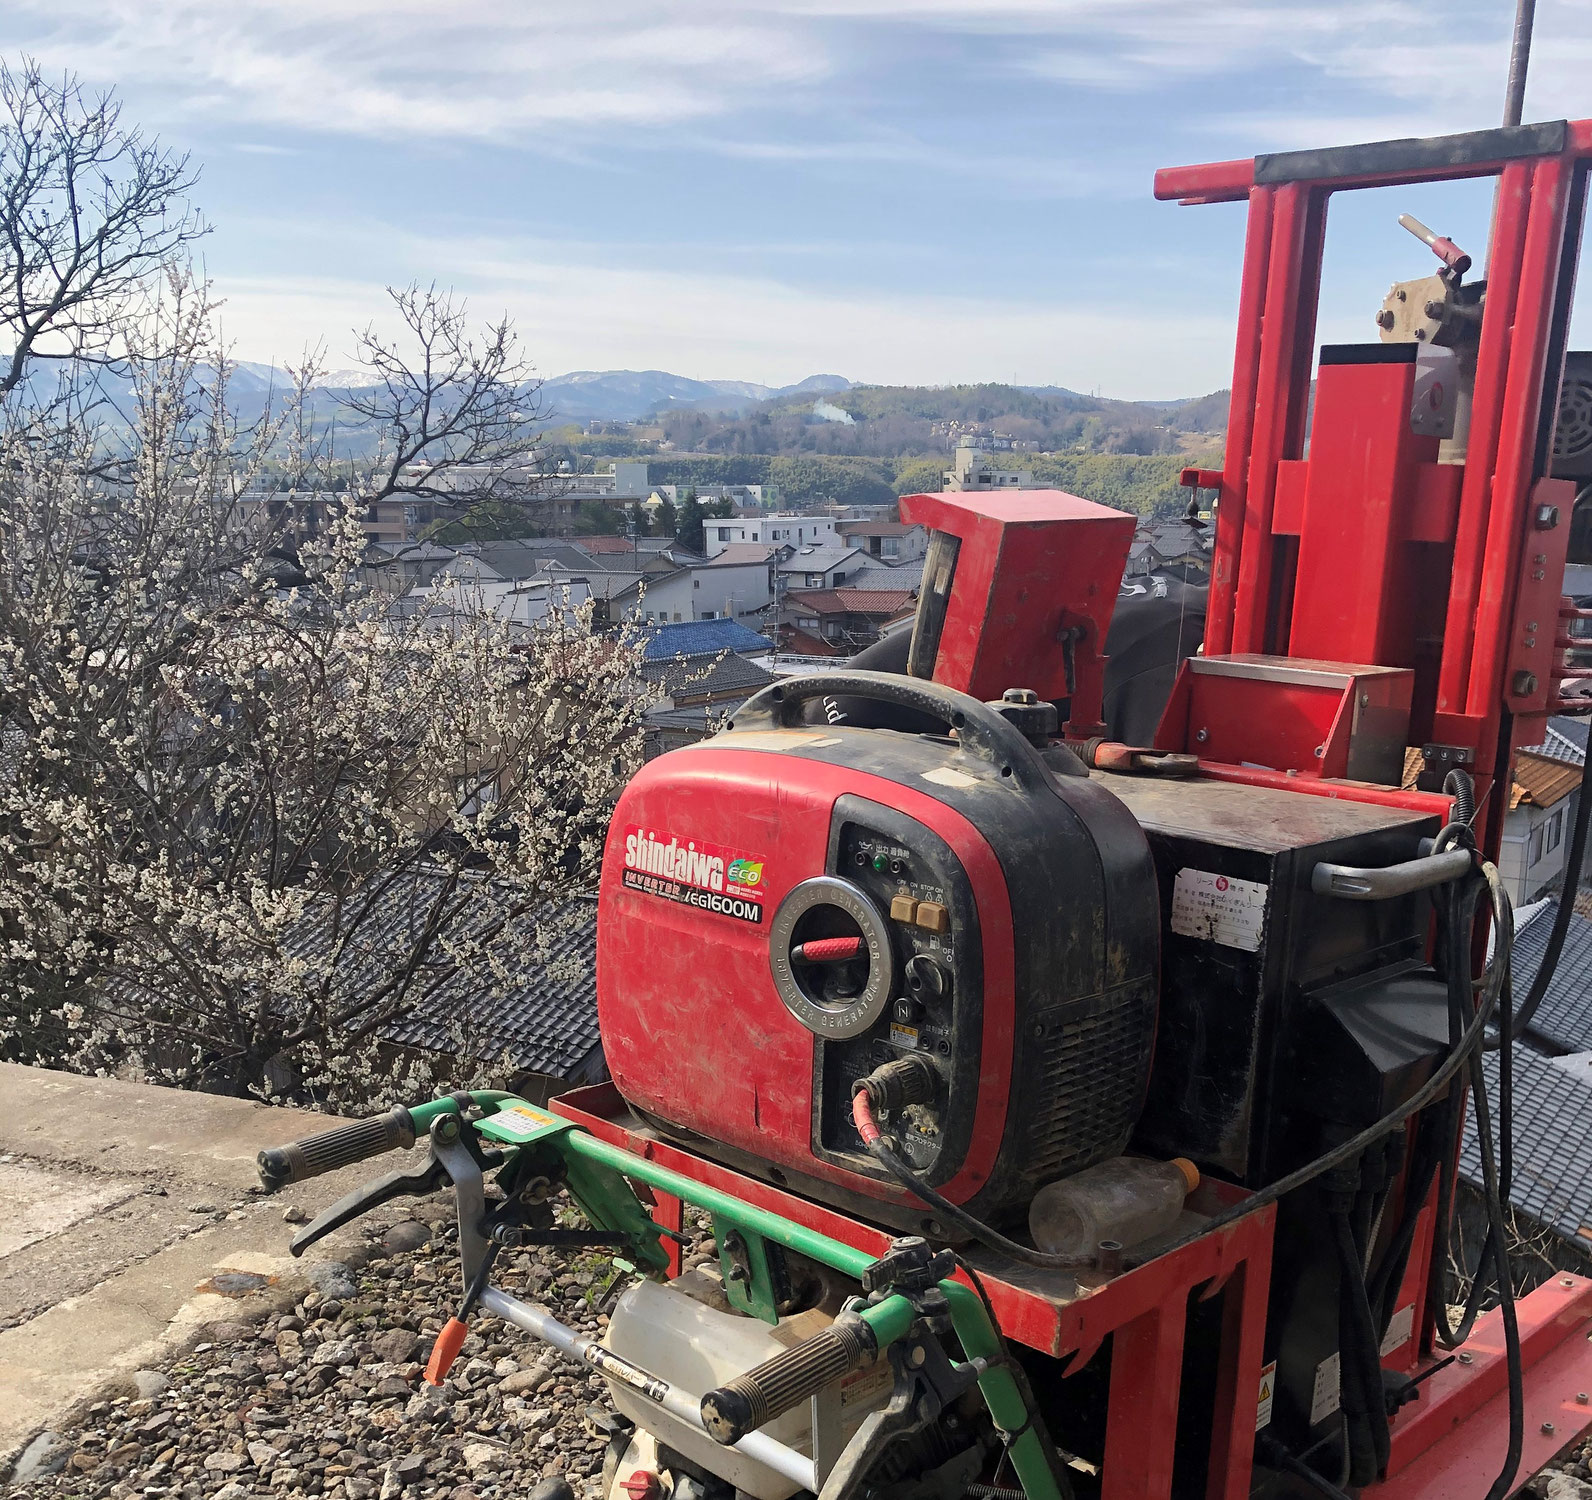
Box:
622 826 765 922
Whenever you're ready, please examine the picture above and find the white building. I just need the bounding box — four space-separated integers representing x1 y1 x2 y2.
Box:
944 445 1034 491
703 513 837 558
836 519 929 564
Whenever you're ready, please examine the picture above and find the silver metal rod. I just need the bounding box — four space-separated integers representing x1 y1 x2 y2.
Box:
478 1286 818 1493
1503 0 1537 127
1310 847 1474 900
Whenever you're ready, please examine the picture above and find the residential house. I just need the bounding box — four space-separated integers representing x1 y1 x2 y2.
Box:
835 518 929 564
701 543 790 616
776 543 868 594
703 513 838 557
641 651 776 758
778 587 916 655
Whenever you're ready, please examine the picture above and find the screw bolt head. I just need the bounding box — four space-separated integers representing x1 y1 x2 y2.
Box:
1458 1351 1474 1365
1543 1421 1557 1435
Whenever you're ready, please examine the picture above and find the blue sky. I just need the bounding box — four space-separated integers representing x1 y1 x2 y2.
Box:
5 0 1592 397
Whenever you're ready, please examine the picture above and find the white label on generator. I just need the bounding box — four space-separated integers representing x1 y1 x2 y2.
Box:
1170 868 1268 951
1310 1351 1342 1426
1256 1360 1277 1432
1381 1303 1415 1357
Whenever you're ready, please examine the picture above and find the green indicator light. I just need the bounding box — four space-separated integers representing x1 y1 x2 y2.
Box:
871 853 889 872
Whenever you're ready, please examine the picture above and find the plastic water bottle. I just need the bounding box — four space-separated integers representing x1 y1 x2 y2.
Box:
1028 1155 1201 1256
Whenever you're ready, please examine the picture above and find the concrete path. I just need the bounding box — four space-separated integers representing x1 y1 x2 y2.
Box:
0 1064 432 1470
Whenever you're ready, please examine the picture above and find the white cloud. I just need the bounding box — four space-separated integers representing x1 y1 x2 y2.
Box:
10 0 1590 150
208 234 1238 399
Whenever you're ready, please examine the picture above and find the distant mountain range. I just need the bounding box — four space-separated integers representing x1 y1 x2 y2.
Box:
536 370 851 423
222 363 853 425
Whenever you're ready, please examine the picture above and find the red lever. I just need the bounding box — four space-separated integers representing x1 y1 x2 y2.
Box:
792 936 864 963
621 1473 661 1500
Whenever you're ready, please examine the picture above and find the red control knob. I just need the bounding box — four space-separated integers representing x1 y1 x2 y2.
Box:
621 1473 661 1500
791 935 864 963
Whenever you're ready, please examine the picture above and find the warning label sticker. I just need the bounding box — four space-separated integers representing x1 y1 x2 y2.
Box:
1310 1350 1342 1426
1170 868 1268 952
1256 1360 1277 1432
1380 1303 1415 1357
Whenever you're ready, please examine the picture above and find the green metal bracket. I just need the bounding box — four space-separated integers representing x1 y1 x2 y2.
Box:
713 1217 783 1325
476 1101 671 1275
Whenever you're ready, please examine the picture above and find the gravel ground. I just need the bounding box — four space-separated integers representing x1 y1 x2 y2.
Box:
10 1186 1592 1500
3 1192 643 1500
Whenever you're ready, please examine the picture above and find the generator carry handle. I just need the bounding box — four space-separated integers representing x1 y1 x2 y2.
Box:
732 670 1050 792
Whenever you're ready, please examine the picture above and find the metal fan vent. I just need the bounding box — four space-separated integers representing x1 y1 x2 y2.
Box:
1553 351 1592 479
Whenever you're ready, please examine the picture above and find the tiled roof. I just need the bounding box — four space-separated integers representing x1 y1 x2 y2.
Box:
641 618 775 662
778 626 841 656
845 564 919 591
1510 750 1583 809
775 544 865 574
837 520 914 537
641 651 775 700
380 887 602 1078
1460 1045 1592 1254
1509 901 1592 1054
790 588 914 616
706 544 785 566
103 866 604 1079
578 534 652 554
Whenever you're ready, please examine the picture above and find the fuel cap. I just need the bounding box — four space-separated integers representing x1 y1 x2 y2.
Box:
769 875 896 1038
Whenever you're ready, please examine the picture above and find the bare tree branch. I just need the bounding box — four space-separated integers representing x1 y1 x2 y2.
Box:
0 59 205 397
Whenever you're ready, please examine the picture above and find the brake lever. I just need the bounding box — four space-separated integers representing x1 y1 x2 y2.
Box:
289 1157 451 1257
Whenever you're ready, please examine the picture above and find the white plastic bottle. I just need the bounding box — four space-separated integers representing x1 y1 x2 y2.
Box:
1028 1155 1201 1256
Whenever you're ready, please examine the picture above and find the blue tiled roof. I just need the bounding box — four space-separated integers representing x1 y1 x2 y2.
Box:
641 619 774 662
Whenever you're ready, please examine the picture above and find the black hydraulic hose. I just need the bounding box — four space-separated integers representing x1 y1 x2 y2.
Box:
1504 740 1592 1046
1257 1435 1356 1500
1465 1011 1525 1500
1334 1209 1391 1481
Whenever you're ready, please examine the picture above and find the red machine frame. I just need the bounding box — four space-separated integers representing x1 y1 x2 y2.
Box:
1153 120 1592 862
560 121 1592 1498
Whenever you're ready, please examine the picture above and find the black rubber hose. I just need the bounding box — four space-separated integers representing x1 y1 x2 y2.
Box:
1257 1437 1357 1500
860 1125 1095 1270
1466 1015 1525 1500
1505 740 1592 1045
1334 1210 1392 1479
1334 1223 1377 1487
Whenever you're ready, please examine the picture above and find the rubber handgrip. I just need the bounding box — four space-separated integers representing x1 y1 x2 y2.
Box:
256 1106 415 1191
700 1317 876 1445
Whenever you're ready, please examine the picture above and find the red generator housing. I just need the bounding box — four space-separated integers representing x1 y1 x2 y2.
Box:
596 673 1160 1231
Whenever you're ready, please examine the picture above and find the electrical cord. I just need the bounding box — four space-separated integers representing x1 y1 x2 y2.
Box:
851 1091 1095 1269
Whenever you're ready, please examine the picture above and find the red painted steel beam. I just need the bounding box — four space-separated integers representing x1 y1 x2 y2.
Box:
1232 183 1321 654
1436 159 1533 719
1206 1239 1276 1500
1375 1275 1592 1498
1466 155 1573 720
1206 185 1276 658
1154 157 1254 203
1103 1296 1187 1499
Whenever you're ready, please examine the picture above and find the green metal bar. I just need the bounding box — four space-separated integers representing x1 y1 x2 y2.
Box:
857 1293 916 1348
408 1092 515 1130
561 1128 1062 1500
564 1131 878 1277
944 1283 1066 1500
